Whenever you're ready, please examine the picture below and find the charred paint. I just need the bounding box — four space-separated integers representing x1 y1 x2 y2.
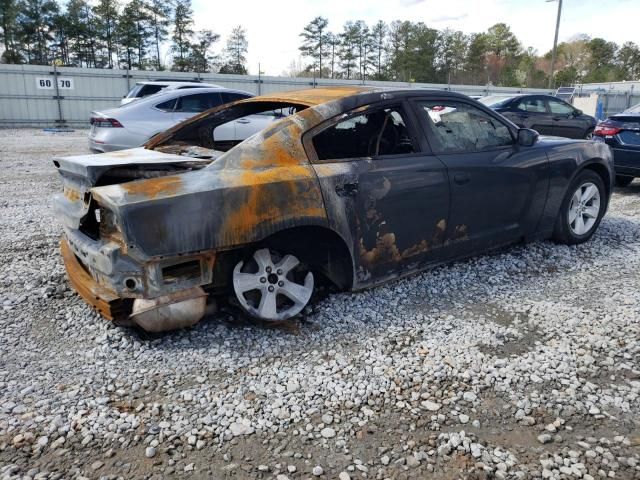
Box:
120 175 183 200
63 186 82 202
358 218 447 270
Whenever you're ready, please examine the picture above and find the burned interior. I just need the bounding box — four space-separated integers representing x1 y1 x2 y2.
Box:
150 100 310 157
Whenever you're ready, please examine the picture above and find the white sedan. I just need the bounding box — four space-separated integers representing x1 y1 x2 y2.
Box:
89 87 282 153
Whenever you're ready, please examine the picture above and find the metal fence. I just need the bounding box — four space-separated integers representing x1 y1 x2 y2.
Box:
576 88 640 119
0 64 558 128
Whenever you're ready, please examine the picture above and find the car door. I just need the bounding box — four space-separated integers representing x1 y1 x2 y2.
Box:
510 96 555 135
547 98 583 138
172 92 235 141
306 101 450 285
220 92 258 141
410 97 549 257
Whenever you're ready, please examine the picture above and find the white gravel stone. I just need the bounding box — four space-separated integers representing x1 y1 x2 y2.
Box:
1 130 639 479
320 427 336 438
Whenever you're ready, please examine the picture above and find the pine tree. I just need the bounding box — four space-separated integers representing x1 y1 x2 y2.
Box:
338 21 359 79
370 20 387 80
299 16 329 77
145 0 171 70
94 0 120 68
220 25 248 74
17 0 60 64
0 0 22 63
190 29 219 73
171 0 194 71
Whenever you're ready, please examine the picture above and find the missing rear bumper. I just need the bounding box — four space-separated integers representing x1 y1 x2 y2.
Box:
61 239 210 331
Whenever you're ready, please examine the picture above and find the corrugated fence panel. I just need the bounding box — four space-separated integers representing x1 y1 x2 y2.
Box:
0 64 570 127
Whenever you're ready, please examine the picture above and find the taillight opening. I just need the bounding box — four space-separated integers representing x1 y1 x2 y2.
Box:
594 124 621 137
90 117 123 128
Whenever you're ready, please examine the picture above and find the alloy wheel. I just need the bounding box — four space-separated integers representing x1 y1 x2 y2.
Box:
233 248 314 321
567 182 601 236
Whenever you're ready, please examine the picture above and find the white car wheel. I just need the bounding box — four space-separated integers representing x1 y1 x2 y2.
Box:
233 248 314 321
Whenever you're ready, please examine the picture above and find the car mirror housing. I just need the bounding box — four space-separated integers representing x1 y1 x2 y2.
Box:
518 128 539 147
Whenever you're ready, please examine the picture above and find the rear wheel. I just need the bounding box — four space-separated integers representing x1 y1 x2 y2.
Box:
584 128 594 140
232 248 314 321
552 170 606 245
615 175 634 187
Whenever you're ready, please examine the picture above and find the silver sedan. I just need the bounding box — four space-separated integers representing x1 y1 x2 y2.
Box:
89 87 279 153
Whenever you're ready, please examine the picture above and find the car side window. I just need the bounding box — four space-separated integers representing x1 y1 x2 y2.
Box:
417 100 514 154
547 99 574 115
313 105 416 161
516 98 547 113
155 98 177 112
175 93 221 113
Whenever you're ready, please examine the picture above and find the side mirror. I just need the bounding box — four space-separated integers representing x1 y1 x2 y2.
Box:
575 109 583 116
518 128 539 147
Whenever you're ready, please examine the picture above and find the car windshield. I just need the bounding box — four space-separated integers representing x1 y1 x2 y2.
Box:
478 96 515 108
624 102 640 114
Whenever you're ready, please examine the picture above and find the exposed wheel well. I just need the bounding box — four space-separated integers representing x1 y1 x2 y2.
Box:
582 162 611 198
263 226 354 290
212 226 354 292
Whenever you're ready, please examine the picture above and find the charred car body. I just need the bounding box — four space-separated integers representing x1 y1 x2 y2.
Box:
53 87 614 331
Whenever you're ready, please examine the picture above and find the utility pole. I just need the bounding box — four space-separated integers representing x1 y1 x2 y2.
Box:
548 0 563 89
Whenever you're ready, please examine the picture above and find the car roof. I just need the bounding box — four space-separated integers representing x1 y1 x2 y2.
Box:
137 87 251 103
136 80 217 86
234 86 476 108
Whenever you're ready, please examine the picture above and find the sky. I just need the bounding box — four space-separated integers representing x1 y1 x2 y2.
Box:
191 0 639 76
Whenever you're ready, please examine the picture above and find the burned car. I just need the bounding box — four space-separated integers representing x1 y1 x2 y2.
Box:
53 86 614 331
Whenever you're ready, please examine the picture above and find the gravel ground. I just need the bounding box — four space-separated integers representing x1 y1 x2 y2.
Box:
0 129 639 480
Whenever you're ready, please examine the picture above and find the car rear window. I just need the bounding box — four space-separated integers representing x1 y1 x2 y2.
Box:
155 98 177 112
221 92 252 103
478 96 514 108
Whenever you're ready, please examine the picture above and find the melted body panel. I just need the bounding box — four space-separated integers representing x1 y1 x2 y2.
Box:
52 87 615 328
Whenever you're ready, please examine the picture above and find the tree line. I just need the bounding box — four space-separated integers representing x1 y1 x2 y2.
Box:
296 17 640 87
1 3 639 87
0 0 248 73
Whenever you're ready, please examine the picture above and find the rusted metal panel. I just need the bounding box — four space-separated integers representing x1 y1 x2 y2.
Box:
60 239 129 321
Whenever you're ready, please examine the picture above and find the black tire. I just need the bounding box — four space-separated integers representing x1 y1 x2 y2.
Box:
615 175 634 187
552 170 606 245
584 128 594 140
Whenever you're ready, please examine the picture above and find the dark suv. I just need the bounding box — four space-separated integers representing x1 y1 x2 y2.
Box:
479 94 597 139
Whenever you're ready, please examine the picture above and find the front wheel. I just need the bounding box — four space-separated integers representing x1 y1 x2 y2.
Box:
552 170 606 245
232 248 314 321
584 129 594 140
615 175 634 187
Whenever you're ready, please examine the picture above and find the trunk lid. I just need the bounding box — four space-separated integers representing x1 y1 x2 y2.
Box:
53 147 215 230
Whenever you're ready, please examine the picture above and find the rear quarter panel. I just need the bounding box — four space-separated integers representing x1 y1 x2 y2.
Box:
537 138 614 236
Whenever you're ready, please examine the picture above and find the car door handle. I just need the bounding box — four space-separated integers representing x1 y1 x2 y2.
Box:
335 182 359 197
552 116 563 121
453 173 470 185
236 119 250 124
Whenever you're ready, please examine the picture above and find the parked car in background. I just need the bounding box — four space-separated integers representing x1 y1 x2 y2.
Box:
593 102 640 186
55 87 613 332
121 80 221 105
90 87 280 153
479 94 597 139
